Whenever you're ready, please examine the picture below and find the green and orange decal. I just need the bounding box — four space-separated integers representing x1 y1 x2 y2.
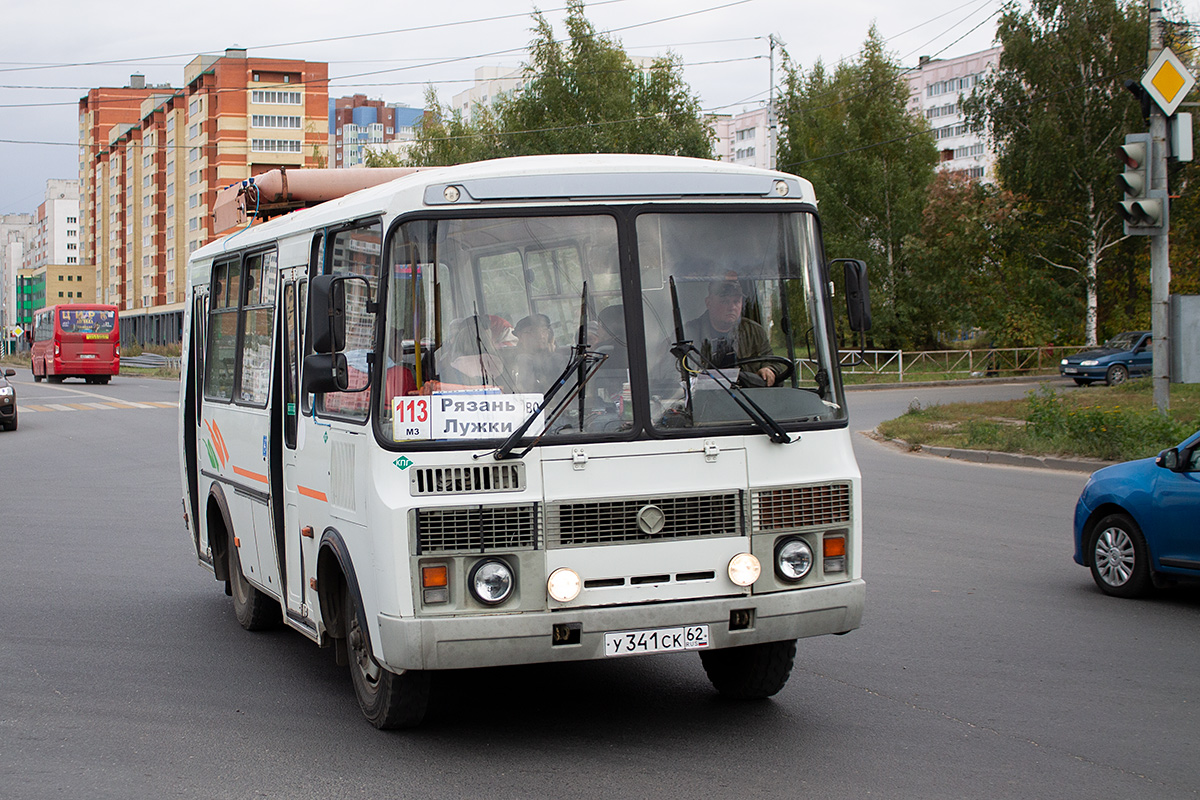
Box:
204 420 229 470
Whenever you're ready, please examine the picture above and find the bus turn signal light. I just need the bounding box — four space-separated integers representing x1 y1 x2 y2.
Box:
422 564 449 605
824 535 847 573
422 565 448 588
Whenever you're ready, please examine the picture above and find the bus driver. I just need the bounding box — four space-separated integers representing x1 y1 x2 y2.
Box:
686 273 780 386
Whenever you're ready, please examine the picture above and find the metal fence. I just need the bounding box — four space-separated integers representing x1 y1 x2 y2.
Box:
122 353 181 370
837 345 1086 382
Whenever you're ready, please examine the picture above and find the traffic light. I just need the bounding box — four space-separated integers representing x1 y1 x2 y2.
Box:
1117 133 1167 235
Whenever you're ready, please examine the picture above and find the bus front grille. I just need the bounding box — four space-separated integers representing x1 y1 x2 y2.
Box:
545 492 743 548
751 483 851 531
415 504 539 554
410 463 526 496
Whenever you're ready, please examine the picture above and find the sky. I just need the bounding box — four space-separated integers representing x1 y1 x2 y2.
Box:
0 0 1012 214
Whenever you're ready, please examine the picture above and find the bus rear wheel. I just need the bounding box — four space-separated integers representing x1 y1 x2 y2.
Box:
700 639 797 700
228 530 279 631
343 586 430 729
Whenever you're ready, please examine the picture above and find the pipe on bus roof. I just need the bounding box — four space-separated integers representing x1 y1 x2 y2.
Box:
212 166 422 235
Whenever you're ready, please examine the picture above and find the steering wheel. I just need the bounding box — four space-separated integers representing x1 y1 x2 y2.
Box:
733 355 795 384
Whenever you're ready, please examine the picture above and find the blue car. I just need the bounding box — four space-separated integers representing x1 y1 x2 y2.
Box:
1073 430 1200 597
1060 331 1151 386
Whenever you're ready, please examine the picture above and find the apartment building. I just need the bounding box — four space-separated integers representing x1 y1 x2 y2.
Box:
1 181 84 333
905 47 1001 181
451 66 527 123
82 49 328 345
711 106 773 169
329 95 424 167
0 214 34 334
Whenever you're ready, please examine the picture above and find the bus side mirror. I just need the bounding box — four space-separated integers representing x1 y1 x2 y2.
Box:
303 352 350 394
309 274 347 354
833 259 872 332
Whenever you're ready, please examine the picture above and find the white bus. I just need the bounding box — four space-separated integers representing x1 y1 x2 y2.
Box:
179 154 871 728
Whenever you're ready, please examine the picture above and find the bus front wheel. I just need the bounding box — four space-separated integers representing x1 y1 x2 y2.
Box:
228 530 279 631
344 586 430 729
699 639 797 700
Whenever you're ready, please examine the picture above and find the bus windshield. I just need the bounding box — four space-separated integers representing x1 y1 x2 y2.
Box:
639 211 844 430
380 214 625 441
59 308 117 335
377 209 844 445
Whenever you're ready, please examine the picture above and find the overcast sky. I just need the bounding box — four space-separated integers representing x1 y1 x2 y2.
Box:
0 0 1083 213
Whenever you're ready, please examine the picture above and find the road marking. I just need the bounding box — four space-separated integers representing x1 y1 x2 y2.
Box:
17 400 176 414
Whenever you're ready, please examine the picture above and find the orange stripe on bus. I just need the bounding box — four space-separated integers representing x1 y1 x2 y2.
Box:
298 485 328 502
212 423 229 464
232 466 269 484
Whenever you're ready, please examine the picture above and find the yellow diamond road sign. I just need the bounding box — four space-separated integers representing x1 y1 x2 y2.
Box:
1142 47 1196 117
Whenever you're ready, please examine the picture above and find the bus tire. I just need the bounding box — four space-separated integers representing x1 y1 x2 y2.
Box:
344 586 430 729
228 529 279 631
699 639 797 700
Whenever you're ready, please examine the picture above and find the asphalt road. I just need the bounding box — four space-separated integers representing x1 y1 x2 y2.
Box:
3 372 1197 799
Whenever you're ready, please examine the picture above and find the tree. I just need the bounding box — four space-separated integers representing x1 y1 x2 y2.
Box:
963 0 1148 345
776 26 939 348
392 0 712 167
902 171 1076 346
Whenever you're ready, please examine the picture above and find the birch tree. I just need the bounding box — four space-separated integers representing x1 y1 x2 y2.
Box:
963 0 1147 345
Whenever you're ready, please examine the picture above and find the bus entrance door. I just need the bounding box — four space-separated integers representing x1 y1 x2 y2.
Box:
278 272 318 635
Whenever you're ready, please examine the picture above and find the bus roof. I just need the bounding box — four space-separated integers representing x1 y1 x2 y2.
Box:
192 154 817 263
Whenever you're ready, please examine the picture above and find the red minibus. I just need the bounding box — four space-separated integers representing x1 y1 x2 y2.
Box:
31 304 120 384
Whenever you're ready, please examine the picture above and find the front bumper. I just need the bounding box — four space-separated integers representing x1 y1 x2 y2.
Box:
0 399 14 422
1060 366 1106 380
378 578 865 671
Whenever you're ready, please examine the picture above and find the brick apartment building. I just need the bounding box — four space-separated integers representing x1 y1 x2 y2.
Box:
80 49 328 345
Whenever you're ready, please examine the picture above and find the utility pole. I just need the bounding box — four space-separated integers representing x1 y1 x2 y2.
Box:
1149 0 1171 413
768 34 785 170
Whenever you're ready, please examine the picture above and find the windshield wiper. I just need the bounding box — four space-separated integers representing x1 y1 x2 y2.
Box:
484 282 606 461
669 276 793 445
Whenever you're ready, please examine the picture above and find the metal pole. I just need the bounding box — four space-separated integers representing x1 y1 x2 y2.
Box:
1149 0 1171 412
768 34 784 171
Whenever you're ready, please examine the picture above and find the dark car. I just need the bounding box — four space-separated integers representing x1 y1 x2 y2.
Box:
1073 430 1200 597
1060 331 1151 386
0 367 16 431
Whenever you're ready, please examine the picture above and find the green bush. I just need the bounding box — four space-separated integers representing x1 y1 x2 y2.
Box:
1024 386 1192 461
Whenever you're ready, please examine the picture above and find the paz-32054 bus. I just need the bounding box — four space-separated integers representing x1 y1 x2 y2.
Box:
179 154 871 728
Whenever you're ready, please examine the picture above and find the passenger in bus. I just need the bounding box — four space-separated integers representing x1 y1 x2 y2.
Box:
489 315 518 349
430 315 507 390
509 313 565 394
591 304 628 403
686 273 780 386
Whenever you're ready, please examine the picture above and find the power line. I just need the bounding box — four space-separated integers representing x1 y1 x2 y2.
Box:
0 0 641 75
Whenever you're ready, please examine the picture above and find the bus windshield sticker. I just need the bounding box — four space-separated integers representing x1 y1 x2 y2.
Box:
393 392 544 441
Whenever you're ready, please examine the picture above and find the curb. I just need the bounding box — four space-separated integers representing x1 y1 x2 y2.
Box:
862 429 1115 474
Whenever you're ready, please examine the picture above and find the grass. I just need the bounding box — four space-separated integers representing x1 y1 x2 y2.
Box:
878 379 1200 462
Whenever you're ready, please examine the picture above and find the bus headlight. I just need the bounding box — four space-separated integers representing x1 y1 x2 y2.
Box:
468 559 514 606
775 538 814 582
728 553 761 587
547 567 581 602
